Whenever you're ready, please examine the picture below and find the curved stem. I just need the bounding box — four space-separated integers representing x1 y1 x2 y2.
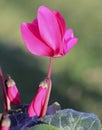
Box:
0 67 8 112
47 57 53 79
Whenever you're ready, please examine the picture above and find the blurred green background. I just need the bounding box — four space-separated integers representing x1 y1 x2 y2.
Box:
0 0 102 122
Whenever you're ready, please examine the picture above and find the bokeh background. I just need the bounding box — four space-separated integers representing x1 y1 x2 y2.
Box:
0 0 102 122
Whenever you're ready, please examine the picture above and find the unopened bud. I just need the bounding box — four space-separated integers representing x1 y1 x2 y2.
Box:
28 79 50 117
1 115 11 130
39 80 48 88
6 79 15 87
5 75 21 105
47 102 61 115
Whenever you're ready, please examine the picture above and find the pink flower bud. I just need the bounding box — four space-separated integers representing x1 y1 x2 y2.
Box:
1 126 10 130
28 79 51 117
5 75 21 105
1 115 11 130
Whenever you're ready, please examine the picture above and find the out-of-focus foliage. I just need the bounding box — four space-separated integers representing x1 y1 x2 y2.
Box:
0 0 102 122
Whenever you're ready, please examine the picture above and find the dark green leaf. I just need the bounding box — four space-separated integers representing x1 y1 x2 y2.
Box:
41 109 102 130
29 124 59 130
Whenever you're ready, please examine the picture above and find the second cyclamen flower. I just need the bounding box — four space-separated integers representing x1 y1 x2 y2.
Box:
21 5 78 57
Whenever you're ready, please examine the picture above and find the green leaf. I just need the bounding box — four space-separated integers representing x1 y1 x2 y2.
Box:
29 124 59 130
41 109 102 130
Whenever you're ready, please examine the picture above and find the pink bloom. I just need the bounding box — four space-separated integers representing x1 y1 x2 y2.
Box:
21 5 78 58
5 75 21 105
28 79 51 117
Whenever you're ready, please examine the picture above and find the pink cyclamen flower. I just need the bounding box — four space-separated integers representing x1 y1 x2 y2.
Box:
5 75 21 105
21 5 78 58
28 79 51 117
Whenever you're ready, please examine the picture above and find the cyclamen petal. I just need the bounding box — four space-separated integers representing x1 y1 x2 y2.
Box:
21 5 78 57
53 11 66 38
21 23 53 56
63 29 78 54
38 6 61 51
63 29 74 42
64 38 78 54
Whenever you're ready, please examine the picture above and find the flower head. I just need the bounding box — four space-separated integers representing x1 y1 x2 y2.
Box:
21 5 78 58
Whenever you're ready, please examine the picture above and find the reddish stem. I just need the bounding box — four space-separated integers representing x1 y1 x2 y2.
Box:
7 97 11 110
47 57 53 79
41 79 52 117
41 58 53 117
0 67 9 112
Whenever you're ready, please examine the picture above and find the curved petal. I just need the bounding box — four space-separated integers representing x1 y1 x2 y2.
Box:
53 11 66 38
20 23 53 56
63 28 74 43
38 6 61 51
64 38 78 54
32 19 43 41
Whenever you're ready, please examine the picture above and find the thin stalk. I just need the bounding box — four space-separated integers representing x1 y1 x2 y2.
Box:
41 79 52 117
0 67 8 112
47 57 53 79
7 97 11 110
41 57 53 117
